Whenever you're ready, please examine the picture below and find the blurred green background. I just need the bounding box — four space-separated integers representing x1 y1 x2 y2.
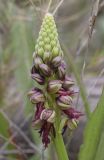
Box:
0 0 104 160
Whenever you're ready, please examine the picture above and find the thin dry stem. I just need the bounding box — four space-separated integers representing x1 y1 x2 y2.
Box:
1 113 32 150
46 0 52 13
52 0 65 15
88 0 100 38
0 134 28 159
0 109 41 154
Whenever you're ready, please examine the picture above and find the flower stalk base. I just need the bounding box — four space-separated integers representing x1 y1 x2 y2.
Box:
53 133 69 160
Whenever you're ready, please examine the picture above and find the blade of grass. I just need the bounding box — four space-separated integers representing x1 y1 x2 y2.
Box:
94 128 104 160
78 87 104 160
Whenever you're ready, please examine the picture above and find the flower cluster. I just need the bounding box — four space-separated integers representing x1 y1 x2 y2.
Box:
28 13 83 148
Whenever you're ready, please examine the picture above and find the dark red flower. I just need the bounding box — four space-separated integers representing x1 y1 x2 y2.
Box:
63 108 84 119
32 104 55 148
39 121 54 148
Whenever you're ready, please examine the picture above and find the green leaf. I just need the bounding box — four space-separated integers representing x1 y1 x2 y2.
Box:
78 87 104 160
95 128 104 160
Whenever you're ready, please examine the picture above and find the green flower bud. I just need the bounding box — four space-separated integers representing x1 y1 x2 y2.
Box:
51 40 57 48
44 44 51 51
43 52 51 63
46 28 51 34
49 33 55 40
38 48 44 57
34 13 63 62
44 37 50 44
38 41 44 48
52 47 59 57
41 31 47 38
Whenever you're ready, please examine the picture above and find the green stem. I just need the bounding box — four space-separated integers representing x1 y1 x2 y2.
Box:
53 133 69 160
53 105 69 160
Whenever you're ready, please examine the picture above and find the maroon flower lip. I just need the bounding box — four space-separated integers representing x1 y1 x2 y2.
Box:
57 88 78 97
63 108 84 119
39 121 54 148
32 103 45 124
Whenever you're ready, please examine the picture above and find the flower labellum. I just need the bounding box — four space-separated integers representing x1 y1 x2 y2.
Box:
57 88 77 97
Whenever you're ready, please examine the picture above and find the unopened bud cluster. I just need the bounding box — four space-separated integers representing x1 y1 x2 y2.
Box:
28 13 83 148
